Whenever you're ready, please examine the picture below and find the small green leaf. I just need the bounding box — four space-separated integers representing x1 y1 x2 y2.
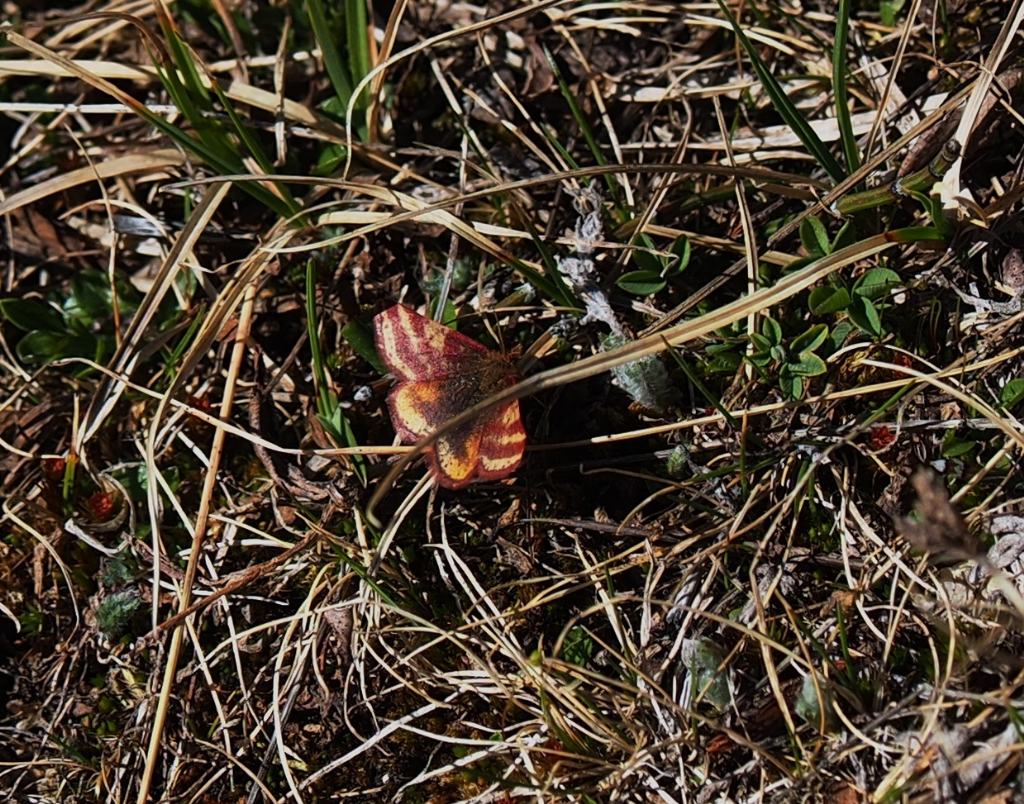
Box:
779 372 804 399
631 249 662 274
341 318 386 374
748 332 772 354
808 285 851 315
669 236 691 273
16 331 100 363
101 555 135 586
616 270 666 296
830 320 855 350
422 262 477 296
683 639 730 713
431 298 459 328
881 0 907 27
762 316 783 346
561 626 595 666
790 323 828 354
451 260 477 291
313 143 348 177
66 271 113 322
941 430 976 459
19 606 44 636
853 267 901 300
788 351 827 377
848 295 882 337
800 216 830 256
705 343 742 372
1000 378 1024 410
795 674 832 727
0 298 65 332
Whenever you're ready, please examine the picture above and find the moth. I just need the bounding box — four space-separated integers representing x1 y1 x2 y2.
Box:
373 304 526 489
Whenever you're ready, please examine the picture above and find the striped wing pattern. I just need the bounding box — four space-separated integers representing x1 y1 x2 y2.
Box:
474 401 527 480
373 305 526 488
374 303 490 380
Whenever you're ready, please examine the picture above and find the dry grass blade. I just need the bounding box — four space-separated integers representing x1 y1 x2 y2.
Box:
137 281 258 804
0 149 184 217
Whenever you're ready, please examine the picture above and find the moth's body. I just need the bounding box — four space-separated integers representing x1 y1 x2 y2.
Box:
373 305 526 488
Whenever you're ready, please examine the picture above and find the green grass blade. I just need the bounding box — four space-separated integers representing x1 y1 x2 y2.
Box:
833 0 860 175
207 80 301 215
145 88 296 216
505 202 578 308
716 0 846 183
161 21 212 107
306 259 337 417
306 260 366 483
306 0 369 140
668 350 739 430
163 305 206 382
306 0 354 104
148 25 300 217
345 0 372 104
542 45 672 276
543 45 624 207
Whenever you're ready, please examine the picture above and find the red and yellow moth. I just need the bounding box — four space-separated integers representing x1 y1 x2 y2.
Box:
373 304 526 489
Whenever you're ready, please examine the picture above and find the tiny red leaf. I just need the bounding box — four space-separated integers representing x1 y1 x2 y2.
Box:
86 491 117 521
868 425 896 450
42 457 66 482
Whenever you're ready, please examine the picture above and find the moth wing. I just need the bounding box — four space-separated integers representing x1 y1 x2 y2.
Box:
475 400 526 481
386 380 446 442
392 388 524 488
431 422 484 489
374 304 490 381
